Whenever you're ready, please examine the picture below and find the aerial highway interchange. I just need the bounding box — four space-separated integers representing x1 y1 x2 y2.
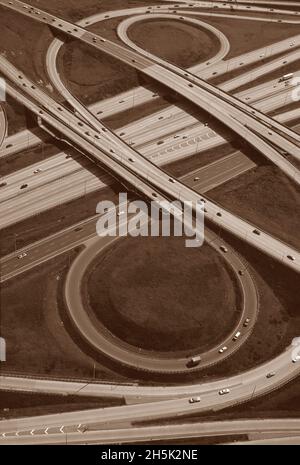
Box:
0 0 300 446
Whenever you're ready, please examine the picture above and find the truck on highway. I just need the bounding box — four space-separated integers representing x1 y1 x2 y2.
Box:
186 355 202 368
279 73 294 83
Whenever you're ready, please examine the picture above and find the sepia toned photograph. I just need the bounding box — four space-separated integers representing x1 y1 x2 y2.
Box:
0 0 300 449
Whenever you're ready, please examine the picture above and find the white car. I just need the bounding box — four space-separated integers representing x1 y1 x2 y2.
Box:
117 211 125 217
243 318 250 327
189 396 201 404
17 252 27 259
219 388 230 395
292 355 300 363
219 346 228 354
33 168 42 174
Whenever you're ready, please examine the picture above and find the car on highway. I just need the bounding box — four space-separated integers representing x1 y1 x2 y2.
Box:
238 270 244 276
17 252 27 259
189 397 201 404
219 388 230 395
292 355 300 363
287 255 295 261
266 372 276 378
100 38 106 43
5 144 13 149
33 168 42 174
233 331 241 341
117 211 125 217
243 318 250 327
20 184 28 189
218 346 227 354
0 182 7 188
220 246 228 253
194 177 200 181
253 229 261 235
74 227 83 232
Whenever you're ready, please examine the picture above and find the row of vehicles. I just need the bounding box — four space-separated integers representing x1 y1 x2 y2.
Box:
0 167 43 189
187 319 251 367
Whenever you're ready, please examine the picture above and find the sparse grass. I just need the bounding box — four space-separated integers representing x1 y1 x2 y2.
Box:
209 164 300 251
0 251 125 382
84 234 241 353
0 391 123 419
128 19 219 69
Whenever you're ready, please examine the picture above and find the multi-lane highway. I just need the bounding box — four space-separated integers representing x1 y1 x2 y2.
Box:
2 55 300 274
2 0 300 158
2 418 300 445
2 4 300 163
1 336 300 441
1 2 300 274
